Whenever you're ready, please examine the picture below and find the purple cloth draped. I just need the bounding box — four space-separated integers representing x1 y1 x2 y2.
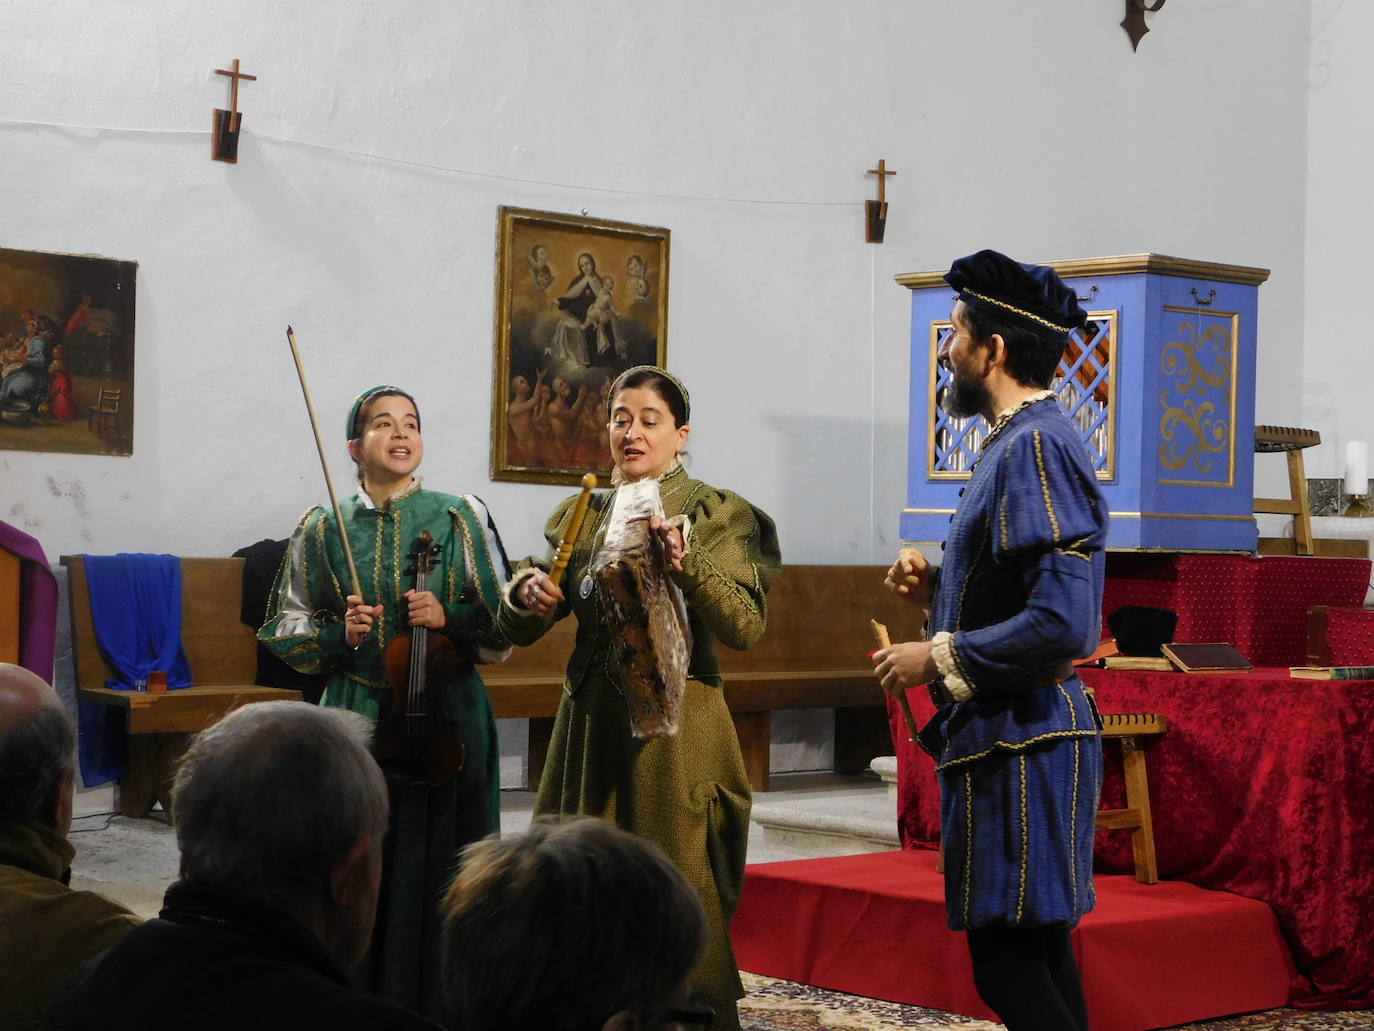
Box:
0 520 58 683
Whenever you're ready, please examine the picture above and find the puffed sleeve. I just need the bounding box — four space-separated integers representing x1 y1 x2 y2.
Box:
944 429 1107 695
257 507 349 673
446 494 514 663
495 492 580 647
673 488 782 651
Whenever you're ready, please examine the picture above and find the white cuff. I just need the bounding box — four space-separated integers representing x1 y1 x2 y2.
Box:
669 513 692 556
931 631 973 702
503 567 542 612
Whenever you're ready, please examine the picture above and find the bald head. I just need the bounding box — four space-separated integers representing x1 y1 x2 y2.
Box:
0 663 76 832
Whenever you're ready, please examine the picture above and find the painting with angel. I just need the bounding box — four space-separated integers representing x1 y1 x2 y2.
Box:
490 207 669 485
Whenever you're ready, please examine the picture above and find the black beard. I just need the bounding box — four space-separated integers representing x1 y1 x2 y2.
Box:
941 368 990 420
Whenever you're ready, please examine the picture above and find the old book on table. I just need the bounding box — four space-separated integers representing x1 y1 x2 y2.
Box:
1289 665 1374 680
1160 642 1252 673
1102 655 1175 671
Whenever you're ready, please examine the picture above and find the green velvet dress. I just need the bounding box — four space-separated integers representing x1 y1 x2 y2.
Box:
497 463 781 1031
259 479 511 1018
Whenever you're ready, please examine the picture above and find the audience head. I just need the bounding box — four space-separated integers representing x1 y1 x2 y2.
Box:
171 701 388 966
0 664 75 835
442 817 708 1031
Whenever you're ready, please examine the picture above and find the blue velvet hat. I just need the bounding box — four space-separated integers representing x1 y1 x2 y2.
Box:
944 249 1088 343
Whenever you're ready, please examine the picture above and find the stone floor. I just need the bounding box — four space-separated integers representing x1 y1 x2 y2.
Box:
67 769 892 919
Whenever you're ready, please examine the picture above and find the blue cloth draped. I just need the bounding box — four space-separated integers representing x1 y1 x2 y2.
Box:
76 554 193 786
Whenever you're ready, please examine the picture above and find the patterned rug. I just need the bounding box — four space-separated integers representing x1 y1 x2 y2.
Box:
738 973 1374 1030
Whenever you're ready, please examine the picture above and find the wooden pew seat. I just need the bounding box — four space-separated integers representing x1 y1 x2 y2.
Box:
63 556 300 817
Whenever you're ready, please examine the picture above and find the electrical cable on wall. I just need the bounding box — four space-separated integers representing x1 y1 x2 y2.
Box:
0 117 864 209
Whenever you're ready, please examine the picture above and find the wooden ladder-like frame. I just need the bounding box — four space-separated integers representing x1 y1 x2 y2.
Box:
1096 711 1168 884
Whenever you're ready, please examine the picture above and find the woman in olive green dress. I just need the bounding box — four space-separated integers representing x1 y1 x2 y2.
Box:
498 365 781 1031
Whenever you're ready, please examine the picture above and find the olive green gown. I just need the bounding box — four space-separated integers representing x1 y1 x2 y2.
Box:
498 463 781 1031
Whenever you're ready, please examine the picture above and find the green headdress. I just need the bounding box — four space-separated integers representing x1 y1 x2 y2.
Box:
346 385 416 440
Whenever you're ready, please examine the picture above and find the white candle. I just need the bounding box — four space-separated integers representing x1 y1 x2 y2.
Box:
1345 441 1368 496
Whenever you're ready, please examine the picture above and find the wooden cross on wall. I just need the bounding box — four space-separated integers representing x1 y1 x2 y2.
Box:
865 158 897 243
212 58 257 164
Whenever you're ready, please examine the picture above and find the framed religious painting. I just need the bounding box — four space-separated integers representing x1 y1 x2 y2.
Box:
0 247 137 456
490 207 669 485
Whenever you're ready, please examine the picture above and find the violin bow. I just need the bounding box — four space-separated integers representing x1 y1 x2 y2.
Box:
549 473 598 585
871 618 920 742
284 326 363 599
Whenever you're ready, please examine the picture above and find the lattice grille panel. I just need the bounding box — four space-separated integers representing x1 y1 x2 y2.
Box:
927 313 1117 479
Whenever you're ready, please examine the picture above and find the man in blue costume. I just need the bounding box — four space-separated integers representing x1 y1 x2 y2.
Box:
873 250 1107 1031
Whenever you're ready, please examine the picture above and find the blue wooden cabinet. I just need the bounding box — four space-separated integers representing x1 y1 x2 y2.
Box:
895 254 1270 551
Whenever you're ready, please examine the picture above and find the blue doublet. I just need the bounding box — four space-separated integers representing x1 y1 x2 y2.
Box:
921 396 1107 930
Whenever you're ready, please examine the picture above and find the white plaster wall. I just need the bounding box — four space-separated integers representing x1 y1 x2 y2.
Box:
2 2 1313 776
1305 0 1373 481
1 0 1311 561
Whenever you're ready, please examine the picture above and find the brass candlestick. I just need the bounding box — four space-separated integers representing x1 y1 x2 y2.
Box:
1344 493 1372 518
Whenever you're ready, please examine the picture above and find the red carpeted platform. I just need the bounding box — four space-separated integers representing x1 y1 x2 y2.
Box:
733 850 1296 1031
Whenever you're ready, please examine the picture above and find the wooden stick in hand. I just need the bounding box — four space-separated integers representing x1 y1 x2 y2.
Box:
549 473 597 586
871 618 920 743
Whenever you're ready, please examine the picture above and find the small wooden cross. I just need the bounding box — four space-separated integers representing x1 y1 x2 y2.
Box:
212 58 257 164
867 158 897 204
865 158 897 243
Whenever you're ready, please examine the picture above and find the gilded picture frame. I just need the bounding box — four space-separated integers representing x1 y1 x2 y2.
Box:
490 206 669 485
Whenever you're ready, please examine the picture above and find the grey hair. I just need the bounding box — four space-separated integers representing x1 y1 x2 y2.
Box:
172 701 387 913
0 700 74 825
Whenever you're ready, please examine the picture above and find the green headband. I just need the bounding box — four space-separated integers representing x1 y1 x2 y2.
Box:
346 385 409 440
607 365 691 424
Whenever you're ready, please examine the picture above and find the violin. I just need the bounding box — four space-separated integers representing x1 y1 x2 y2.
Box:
371 531 466 785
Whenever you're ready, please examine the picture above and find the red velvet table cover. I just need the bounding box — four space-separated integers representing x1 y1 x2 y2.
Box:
889 668 1374 1009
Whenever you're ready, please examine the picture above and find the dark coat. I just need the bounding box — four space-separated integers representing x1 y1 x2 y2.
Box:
45 880 441 1031
0 819 140 1031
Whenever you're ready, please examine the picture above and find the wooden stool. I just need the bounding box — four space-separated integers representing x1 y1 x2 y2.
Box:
1254 424 1320 555
1096 711 1168 884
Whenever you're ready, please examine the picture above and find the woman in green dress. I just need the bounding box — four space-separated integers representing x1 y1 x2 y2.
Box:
259 385 512 1019
498 365 781 1031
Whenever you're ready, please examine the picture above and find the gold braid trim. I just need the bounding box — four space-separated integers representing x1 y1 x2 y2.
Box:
936 728 1100 771
1032 430 1061 542
976 391 1055 457
1016 754 1028 923
962 768 974 928
1058 681 1081 912
962 287 1076 333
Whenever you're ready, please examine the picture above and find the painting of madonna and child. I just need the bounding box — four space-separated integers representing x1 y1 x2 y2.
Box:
0 246 137 457
490 207 668 485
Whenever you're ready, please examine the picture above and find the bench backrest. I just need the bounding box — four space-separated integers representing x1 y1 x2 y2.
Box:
490 564 915 681
63 556 257 690
722 564 913 674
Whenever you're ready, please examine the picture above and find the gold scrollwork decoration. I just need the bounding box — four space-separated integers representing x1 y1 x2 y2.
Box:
1160 323 1231 394
1158 395 1229 472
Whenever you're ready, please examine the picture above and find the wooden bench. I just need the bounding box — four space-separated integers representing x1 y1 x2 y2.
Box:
486 564 914 791
63 556 300 818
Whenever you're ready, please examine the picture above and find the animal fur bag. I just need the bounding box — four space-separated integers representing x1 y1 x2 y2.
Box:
592 478 692 738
